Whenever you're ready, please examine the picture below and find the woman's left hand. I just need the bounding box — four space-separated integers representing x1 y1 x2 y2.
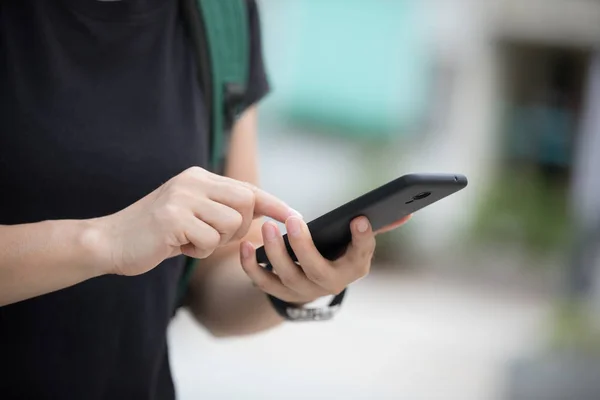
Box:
240 215 411 304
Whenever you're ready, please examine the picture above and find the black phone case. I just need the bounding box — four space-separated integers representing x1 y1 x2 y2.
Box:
255 173 468 266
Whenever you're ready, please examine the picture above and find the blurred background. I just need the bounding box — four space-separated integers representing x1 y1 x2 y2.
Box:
169 0 600 398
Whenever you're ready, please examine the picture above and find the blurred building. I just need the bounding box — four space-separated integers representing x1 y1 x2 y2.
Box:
172 3 600 399
257 0 600 267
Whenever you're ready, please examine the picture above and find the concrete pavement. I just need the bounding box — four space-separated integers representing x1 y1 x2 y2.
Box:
168 270 549 400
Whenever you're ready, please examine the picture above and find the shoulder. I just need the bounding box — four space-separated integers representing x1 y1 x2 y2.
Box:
246 0 259 13
246 0 263 44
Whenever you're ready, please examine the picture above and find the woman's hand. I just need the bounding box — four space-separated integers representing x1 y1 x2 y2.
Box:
94 167 298 277
239 215 411 304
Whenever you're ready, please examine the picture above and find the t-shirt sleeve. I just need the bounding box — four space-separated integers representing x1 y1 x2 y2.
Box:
242 0 270 109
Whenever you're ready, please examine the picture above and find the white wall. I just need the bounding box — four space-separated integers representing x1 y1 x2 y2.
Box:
398 0 502 255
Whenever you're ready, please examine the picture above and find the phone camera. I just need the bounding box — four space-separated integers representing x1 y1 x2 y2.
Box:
413 192 431 201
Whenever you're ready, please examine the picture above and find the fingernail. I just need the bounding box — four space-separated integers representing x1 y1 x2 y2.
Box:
241 242 253 259
356 218 370 233
286 217 303 237
263 222 278 242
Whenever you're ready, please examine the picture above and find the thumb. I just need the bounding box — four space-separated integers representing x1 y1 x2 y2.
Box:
375 214 412 235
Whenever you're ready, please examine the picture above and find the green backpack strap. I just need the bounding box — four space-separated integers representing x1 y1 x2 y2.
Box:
177 0 250 307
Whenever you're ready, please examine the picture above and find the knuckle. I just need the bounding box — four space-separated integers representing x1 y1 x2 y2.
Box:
184 166 205 177
188 231 220 258
227 210 244 231
183 166 210 186
369 236 377 252
220 212 244 241
228 182 251 201
356 238 376 261
279 271 301 288
158 203 181 223
166 188 189 204
237 186 256 209
360 247 374 261
305 265 330 286
193 230 220 256
202 229 221 250
194 248 214 259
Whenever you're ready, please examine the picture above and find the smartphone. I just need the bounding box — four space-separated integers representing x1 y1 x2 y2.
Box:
255 173 468 266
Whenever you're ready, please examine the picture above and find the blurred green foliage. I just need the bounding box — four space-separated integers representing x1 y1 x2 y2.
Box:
549 299 600 354
470 167 573 257
354 142 419 265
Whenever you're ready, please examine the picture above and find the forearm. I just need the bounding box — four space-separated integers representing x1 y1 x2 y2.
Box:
0 219 106 306
187 236 284 337
188 106 285 336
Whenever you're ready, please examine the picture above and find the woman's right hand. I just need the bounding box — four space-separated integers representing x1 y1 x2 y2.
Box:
92 166 298 277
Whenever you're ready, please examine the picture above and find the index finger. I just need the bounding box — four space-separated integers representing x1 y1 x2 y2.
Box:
375 214 412 235
251 186 301 223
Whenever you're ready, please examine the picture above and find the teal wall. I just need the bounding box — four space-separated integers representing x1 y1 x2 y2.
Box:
260 0 431 141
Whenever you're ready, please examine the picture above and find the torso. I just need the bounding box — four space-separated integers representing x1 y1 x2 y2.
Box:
0 1 208 398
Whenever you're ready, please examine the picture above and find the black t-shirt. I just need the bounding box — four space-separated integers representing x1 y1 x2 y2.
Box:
0 1 269 398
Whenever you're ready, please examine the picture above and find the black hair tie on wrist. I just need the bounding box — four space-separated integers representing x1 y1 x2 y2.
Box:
262 262 347 322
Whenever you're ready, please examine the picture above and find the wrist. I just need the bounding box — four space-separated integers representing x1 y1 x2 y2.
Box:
76 218 114 278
